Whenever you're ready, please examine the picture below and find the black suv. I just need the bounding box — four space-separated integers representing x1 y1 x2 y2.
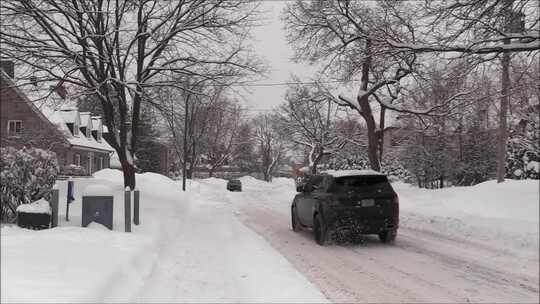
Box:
226 179 242 192
291 170 399 245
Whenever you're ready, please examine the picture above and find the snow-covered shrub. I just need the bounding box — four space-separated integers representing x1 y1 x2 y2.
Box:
61 164 88 176
506 107 539 180
0 147 59 223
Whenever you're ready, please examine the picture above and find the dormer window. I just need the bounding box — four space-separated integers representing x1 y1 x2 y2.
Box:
92 129 102 142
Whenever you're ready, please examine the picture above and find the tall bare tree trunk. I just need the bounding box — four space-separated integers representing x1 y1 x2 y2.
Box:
357 40 381 172
378 106 386 161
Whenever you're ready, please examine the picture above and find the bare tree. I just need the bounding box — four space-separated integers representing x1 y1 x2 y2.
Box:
156 80 222 182
0 0 261 188
384 0 540 182
278 79 345 174
284 0 539 179
253 113 284 182
202 98 241 177
284 0 421 171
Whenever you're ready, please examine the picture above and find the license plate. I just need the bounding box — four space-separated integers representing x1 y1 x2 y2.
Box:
360 199 375 207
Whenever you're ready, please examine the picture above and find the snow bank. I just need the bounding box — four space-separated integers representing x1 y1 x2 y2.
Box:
394 179 539 260
2 171 326 303
15 199 51 214
1 225 155 303
395 179 539 222
239 175 269 188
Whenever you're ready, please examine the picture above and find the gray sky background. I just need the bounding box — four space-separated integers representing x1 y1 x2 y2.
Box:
240 1 316 115
240 1 360 118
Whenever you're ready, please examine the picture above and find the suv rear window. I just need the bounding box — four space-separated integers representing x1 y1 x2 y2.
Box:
331 175 390 192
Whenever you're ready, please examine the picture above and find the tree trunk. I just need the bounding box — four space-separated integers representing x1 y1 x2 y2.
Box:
119 152 136 189
378 106 386 161
187 141 196 179
311 152 323 174
365 121 381 172
357 39 381 172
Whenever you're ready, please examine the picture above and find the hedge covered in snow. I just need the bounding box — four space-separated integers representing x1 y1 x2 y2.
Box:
0 147 59 222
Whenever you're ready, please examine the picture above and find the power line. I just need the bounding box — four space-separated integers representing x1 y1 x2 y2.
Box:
226 79 362 87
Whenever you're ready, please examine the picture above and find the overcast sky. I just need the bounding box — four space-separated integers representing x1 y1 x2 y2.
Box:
239 1 316 115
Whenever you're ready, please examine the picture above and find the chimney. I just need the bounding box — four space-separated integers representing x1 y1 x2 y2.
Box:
0 60 14 78
50 82 67 99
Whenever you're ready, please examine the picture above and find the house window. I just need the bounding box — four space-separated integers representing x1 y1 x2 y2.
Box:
74 154 81 166
7 120 22 136
87 152 93 173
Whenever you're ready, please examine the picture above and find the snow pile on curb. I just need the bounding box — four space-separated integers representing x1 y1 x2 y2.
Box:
394 179 539 259
395 179 539 222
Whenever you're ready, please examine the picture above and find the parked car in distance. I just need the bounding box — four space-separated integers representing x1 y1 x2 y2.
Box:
291 170 399 246
226 179 242 192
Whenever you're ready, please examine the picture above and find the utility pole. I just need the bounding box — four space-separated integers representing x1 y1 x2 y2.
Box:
497 0 522 183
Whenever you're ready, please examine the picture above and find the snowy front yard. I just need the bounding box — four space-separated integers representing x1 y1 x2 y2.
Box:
1 170 325 303
1 170 539 303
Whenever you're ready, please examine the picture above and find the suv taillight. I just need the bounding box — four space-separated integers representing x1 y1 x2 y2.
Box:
392 196 399 204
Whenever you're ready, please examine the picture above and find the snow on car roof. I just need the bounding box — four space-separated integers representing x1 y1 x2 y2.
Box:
322 169 384 177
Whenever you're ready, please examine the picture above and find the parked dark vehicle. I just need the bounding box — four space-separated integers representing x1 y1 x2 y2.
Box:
291 170 399 246
226 179 242 192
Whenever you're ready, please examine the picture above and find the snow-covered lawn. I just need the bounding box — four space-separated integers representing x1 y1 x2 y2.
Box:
1 170 538 303
1 169 326 303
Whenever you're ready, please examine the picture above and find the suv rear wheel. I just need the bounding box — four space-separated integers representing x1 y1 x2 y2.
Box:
378 229 397 243
313 214 329 246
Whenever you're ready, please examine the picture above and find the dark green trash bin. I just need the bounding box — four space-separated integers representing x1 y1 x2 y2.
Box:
82 196 113 230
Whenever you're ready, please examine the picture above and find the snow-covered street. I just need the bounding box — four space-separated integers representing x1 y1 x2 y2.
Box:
2 170 538 303
196 177 539 303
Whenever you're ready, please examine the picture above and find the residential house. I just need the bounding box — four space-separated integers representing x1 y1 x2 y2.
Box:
0 65 115 175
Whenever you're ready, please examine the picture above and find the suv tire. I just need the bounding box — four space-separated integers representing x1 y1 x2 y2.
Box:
291 206 301 232
314 214 329 246
378 229 397 243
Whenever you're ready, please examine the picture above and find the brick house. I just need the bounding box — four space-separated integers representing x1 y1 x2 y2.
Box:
0 66 115 175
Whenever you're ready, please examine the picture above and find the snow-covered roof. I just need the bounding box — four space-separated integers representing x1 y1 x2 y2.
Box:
59 109 79 124
11 81 115 153
322 169 384 177
68 132 115 152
